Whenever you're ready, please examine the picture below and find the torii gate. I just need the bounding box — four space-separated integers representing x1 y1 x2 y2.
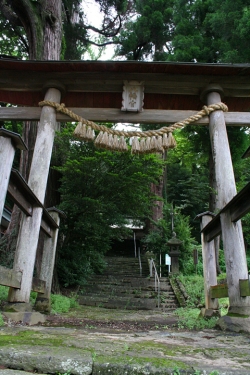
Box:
0 58 250 325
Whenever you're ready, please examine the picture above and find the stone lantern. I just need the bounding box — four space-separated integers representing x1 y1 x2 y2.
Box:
167 232 182 274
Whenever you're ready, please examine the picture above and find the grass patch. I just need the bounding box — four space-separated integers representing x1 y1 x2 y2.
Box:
175 308 217 330
0 330 64 347
0 285 78 315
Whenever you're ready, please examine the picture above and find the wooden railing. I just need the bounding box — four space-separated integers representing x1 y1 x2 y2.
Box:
0 168 65 294
201 182 250 298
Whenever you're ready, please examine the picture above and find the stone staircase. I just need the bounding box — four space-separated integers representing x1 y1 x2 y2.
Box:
79 256 179 311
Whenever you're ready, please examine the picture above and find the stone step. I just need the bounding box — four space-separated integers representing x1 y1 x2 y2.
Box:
80 255 179 311
83 280 174 295
79 295 177 311
82 290 177 300
79 295 159 310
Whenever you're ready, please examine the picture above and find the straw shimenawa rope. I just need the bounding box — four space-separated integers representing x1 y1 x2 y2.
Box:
39 100 228 154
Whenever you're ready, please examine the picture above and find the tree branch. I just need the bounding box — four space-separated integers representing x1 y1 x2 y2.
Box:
0 0 22 26
86 15 122 38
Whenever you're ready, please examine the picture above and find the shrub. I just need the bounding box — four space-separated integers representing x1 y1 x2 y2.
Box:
51 294 78 314
178 274 205 307
0 285 8 302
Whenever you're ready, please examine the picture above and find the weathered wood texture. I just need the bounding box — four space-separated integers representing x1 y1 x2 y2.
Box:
202 181 250 242
207 90 250 314
0 264 45 293
200 214 219 310
7 169 59 235
32 277 46 293
8 88 61 304
0 265 22 288
0 137 15 224
1 107 250 125
239 279 250 297
38 210 60 299
210 284 229 299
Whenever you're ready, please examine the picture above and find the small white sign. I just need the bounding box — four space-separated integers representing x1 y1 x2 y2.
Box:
165 254 171 266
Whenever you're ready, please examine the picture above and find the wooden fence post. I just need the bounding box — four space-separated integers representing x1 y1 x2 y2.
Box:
35 208 65 312
202 85 250 315
8 86 62 307
196 212 219 317
0 130 26 225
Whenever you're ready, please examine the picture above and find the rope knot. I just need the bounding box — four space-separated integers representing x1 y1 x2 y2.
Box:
202 106 210 116
55 103 65 112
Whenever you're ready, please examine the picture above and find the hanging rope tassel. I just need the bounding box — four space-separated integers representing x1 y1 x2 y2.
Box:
131 137 140 154
86 126 95 141
94 131 104 148
107 133 114 150
162 133 169 149
100 132 109 148
139 138 146 153
149 136 157 153
74 122 87 139
156 136 163 153
145 137 151 153
119 136 128 152
168 132 177 149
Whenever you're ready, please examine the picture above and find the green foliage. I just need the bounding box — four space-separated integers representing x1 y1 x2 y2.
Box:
0 285 8 302
53 125 164 286
114 0 174 60
50 294 78 314
30 291 37 306
178 274 205 307
175 307 217 330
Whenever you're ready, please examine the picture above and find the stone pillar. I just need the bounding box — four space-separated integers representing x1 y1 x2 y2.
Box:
168 250 181 274
197 212 219 317
0 129 26 223
203 85 250 315
35 209 63 313
8 87 61 306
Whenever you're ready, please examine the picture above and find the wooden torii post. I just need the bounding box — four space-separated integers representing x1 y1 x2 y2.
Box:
7 86 63 310
195 212 219 317
201 85 250 316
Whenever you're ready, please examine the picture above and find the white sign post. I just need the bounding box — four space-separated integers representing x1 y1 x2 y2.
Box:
165 254 171 274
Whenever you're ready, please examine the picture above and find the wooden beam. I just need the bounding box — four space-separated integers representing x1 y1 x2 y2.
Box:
0 266 45 292
210 284 228 298
202 215 221 242
0 265 21 288
40 218 52 237
1 107 250 125
8 182 33 216
202 182 250 242
7 169 59 235
239 279 250 297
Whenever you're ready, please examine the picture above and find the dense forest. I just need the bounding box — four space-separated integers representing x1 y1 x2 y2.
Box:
0 0 250 288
